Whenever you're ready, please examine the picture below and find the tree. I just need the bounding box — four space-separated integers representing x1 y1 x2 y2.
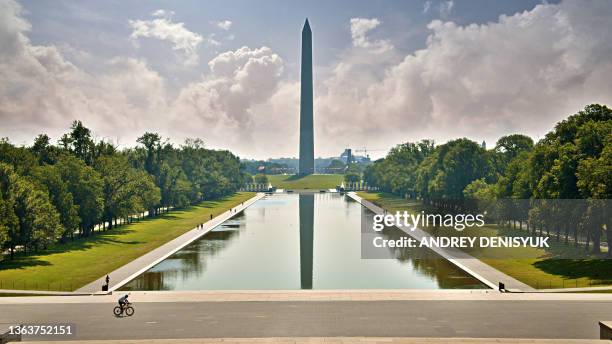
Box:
0 163 61 254
31 134 60 165
253 174 268 184
0 138 38 175
56 155 104 236
344 164 361 183
12 177 62 252
67 120 95 165
327 159 345 174
344 172 360 183
364 140 434 198
31 165 79 242
494 134 534 165
0 163 19 257
416 139 493 209
137 132 162 176
95 155 160 228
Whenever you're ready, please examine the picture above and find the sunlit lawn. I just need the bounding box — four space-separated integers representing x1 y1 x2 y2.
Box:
267 174 343 189
357 191 612 289
0 192 255 291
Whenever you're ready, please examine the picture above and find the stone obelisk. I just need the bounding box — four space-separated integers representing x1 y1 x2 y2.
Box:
299 19 314 175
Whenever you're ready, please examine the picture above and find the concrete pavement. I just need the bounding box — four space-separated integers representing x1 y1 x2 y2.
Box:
347 193 534 292
17 338 612 344
2 299 611 340
2 290 612 304
77 193 265 293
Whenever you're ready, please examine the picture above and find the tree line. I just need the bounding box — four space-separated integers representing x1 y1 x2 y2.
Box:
0 121 248 258
364 104 611 255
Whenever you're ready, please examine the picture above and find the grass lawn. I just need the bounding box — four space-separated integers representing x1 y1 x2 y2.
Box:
0 192 255 291
267 174 344 189
357 191 612 289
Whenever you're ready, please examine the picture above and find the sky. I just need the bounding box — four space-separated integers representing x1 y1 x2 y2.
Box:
1 0 612 160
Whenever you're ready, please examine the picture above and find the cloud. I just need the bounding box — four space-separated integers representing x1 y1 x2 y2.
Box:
171 46 285 148
2 0 612 160
422 0 454 18
216 20 232 30
129 11 203 66
315 0 612 156
422 1 432 14
349 17 392 52
438 1 454 18
0 0 290 157
151 9 174 18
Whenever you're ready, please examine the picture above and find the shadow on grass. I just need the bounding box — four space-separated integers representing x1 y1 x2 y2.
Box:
534 259 612 281
286 174 306 181
0 226 144 270
0 193 245 271
0 256 52 270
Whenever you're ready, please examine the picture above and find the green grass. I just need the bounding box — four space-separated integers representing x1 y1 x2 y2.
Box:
267 174 344 189
357 191 612 290
0 192 255 291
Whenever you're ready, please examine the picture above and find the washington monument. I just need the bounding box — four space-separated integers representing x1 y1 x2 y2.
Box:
299 19 314 175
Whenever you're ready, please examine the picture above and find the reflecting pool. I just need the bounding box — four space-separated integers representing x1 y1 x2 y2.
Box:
121 193 486 290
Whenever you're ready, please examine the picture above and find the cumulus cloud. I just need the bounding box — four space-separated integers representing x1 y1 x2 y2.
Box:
129 11 203 66
316 0 612 156
0 0 290 157
349 18 392 52
216 20 232 30
0 0 167 145
170 46 285 152
2 0 612 159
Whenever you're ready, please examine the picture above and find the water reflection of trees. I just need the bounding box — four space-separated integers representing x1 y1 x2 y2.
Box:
379 226 485 289
121 219 242 291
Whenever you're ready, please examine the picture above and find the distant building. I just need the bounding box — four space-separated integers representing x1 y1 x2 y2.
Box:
341 149 353 164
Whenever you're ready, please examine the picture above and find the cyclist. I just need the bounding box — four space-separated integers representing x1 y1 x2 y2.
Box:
118 294 129 309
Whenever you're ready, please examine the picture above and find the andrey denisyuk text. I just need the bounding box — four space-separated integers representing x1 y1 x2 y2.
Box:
370 211 550 249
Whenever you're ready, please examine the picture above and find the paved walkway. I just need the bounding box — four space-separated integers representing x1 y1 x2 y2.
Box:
3 300 610 340
347 193 535 292
77 193 265 293
18 338 612 344
2 290 612 304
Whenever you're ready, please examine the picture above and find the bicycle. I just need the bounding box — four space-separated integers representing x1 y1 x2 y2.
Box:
113 301 135 317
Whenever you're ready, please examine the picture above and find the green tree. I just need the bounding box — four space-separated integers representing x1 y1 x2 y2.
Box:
0 163 19 257
494 134 534 165
66 120 95 165
253 174 268 184
13 177 62 252
56 155 104 236
31 165 80 242
96 155 161 228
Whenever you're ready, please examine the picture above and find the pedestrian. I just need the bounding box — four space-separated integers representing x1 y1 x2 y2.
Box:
105 275 110 285
210 214 213 220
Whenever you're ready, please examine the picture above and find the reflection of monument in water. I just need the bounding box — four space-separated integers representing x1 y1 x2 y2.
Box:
299 193 314 289
298 19 314 175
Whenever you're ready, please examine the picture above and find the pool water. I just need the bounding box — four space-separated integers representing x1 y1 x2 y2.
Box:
120 193 486 290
